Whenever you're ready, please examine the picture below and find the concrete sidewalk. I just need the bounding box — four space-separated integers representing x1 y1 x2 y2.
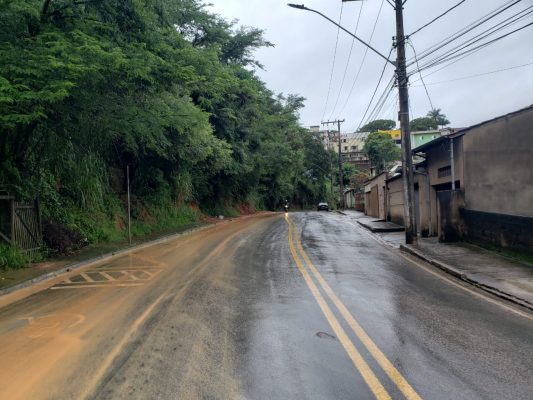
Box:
401 239 533 310
356 217 405 233
342 209 533 311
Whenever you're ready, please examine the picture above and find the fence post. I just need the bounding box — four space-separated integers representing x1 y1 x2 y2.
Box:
35 197 43 244
10 198 15 244
127 164 131 245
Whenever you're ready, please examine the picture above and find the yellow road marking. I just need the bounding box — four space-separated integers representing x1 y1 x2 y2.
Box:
289 217 423 400
285 215 391 400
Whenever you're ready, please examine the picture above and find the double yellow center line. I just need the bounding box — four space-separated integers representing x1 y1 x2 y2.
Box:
285 215 422 400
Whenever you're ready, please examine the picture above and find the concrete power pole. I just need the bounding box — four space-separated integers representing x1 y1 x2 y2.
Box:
322 119 345 209
395 0 417 244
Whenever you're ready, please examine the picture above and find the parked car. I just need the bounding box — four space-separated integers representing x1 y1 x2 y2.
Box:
317 202 329 211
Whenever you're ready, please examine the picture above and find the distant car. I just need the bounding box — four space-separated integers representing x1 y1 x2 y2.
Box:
317 202 329 211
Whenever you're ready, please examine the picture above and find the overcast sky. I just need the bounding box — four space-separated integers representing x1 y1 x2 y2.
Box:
210 0 533 132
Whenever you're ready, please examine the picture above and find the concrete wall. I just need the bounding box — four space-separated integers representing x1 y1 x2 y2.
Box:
460 107 533 251
426 138 464 188
461 209 533 252
386 174 431 234
425 137 464 235
386 177 404 226
437 190 465 242
462 107 533 217
364 173 387 219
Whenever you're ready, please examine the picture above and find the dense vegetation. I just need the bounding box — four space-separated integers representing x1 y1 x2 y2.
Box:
363 132 401 174
0 0 330 254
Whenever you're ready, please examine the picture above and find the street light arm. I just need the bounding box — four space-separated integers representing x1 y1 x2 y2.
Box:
287 4 396 66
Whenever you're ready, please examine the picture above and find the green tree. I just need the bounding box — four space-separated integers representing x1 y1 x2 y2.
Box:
410 117 438 131
410 109 450 131
358 119 396 133
363 132 401 173
427 108 450 127
0 0 330 257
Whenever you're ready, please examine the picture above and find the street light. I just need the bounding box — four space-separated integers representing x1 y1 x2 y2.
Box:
287 4 395 66
287 1 418 244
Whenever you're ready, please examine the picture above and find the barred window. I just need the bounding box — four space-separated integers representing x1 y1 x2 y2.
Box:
438 165 451 178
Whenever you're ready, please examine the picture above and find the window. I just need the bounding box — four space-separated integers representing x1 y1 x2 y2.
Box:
438 165 451 178
351 145 357 150
344 146 348 151
342 139 347 143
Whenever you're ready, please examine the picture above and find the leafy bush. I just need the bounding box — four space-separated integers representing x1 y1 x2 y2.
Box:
0 244 28 270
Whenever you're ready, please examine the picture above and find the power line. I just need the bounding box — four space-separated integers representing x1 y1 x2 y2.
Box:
407 0 523 67
409 5 533 74
410 61 533 87
365 78 395 125
413 20 533 75
407 40 434 110
338 0 385 118
356 47 394 131
328 1 364 121
407 41 495 83
321 4 344 122
408 0 468 38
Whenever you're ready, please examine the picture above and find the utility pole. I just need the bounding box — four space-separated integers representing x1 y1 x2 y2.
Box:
394 0 417 244
322 119 345 209
288 1 417 243
327 130 334 200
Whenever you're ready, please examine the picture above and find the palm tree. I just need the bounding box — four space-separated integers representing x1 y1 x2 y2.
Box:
427 108 450 127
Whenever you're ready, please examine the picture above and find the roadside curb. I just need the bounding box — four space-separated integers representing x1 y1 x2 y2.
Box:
335 210 347 215
400 244 533 311
0 223 215 298
357 220 405 233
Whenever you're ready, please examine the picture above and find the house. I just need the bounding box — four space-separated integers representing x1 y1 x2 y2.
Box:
332 132 372 171
381 128 446 148
385 166 433 236
411 130 443 148
364 172 388 219
344 188 364 211
409 105 533 252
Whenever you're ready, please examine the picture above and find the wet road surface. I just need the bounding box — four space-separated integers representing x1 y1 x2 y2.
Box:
0 212 531 399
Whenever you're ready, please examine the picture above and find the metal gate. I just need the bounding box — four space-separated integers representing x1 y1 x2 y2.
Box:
0 196 42 253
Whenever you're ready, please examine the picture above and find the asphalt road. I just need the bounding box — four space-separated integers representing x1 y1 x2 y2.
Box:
0 212 531 400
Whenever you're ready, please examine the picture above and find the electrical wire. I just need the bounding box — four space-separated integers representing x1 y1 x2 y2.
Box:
365 79 396 125
407 0 522 66
356 47 394 132
410 61 533 87
408 0 468 38
409 5 533 74
338 0 385 118
321 4 344 122
412 20 533 75
376 89 398 122
328 1 364 121
407 40 434 110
